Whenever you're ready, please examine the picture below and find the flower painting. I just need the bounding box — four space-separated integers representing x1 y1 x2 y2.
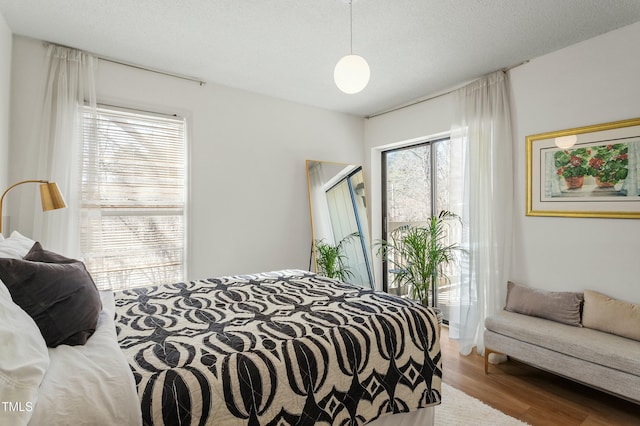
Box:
587 144 628 186
527 117 640 218
550 143 630 194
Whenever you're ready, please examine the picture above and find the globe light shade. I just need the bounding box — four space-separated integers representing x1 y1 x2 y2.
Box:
555 135 577 149
334 54 370 94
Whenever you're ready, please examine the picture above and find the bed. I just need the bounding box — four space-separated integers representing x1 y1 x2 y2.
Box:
113 270 442 425
0 232 441 425
0 232 142 426
28 290 142 425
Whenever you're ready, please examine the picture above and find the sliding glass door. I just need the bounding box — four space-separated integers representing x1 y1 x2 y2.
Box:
381 137 461 322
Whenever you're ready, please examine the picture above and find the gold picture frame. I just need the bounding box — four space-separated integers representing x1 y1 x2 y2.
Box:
526 117 640 218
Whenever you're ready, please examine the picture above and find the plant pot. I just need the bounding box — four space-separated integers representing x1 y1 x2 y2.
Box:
595 177 615 188
564 176 584 189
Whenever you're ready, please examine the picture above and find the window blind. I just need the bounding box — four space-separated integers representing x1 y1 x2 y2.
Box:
81 106 186 290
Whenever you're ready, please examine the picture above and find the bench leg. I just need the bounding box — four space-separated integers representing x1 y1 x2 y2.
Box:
484 348 503 374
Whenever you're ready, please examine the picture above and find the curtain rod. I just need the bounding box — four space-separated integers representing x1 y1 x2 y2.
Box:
43 42 206 86
96 102 181 119
365 60 529 119
365 86 459 120
98 57 206 86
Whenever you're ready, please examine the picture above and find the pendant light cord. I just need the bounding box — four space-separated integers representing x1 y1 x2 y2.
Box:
334 0 370 94
349 0 353 54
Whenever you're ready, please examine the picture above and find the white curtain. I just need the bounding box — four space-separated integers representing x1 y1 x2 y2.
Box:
448 71 514 355
29 45 96 256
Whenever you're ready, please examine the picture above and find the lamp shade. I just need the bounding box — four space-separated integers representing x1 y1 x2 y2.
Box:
555 135 577 150
334 54 370 94
0 179 67 234
39 182 66 211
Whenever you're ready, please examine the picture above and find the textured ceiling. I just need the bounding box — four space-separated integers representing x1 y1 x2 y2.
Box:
2 1 640 117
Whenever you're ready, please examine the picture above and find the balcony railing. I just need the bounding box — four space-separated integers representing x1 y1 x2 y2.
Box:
385 220 463 322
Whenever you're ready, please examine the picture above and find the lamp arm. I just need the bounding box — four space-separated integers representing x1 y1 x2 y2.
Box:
0 179 49 234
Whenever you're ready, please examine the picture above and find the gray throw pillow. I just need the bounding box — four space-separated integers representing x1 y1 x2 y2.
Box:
505 281 583 326
0 242 101 347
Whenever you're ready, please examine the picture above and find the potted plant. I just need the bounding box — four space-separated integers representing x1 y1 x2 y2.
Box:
554 147 591 189
314 232 359 282
587 143 629 187
376 211 463 308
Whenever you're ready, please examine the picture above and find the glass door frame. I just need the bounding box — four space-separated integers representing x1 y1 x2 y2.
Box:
380 136 450 294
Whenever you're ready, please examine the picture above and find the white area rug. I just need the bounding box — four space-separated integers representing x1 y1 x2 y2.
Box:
436 383 528 425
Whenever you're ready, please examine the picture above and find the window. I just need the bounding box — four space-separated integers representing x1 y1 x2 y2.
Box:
81 106 186 290
381 137 462 321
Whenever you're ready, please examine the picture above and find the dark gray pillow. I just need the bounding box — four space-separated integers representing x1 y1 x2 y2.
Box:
24 241 76 264
505 281 583 326
0 242 101 347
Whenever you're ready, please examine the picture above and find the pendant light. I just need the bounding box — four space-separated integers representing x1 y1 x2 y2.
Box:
334 0 370 94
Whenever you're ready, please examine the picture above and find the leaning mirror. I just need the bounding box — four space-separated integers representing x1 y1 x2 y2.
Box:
306 160 374 288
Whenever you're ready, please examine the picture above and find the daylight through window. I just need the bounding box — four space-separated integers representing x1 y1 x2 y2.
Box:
382 137 462 322
81 106 186 290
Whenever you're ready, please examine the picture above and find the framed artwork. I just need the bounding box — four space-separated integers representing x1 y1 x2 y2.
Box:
526 117 640 218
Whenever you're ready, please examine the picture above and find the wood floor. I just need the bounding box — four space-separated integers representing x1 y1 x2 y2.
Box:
439 327 640 425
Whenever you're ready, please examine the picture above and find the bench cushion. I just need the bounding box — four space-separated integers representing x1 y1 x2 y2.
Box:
485 310 640 377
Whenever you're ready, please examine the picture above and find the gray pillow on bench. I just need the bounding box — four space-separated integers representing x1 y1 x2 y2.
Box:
505 281 583 326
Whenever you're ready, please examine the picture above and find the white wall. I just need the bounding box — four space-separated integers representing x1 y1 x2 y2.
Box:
9 36 364 280
510 22 640 304
9 21 640 300
364 22 640 303
0 12 10 198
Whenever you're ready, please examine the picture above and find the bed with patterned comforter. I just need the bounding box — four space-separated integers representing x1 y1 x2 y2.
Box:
114 270 442 425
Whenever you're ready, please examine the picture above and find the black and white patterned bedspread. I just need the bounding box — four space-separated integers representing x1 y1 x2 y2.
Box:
114 270 442 426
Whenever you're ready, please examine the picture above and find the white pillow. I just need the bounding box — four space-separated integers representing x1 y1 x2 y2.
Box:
0 231 36 259
0 279 50 426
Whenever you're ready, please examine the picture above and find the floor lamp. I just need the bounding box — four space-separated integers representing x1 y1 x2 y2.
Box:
0 180 67 235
